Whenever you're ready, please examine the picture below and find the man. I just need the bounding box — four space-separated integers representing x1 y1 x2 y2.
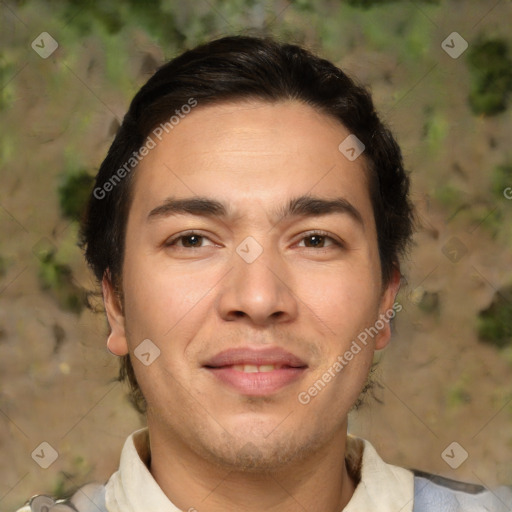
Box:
18 36 512 512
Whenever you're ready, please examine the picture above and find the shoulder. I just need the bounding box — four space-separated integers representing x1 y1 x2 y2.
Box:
15 483 107 512
413 469 512 512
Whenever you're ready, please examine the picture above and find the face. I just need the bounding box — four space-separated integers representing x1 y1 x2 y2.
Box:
104 100 400 471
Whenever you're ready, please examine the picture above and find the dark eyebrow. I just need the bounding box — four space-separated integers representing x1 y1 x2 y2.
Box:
147 197 228 221
275 195 364 227
147 194 364 227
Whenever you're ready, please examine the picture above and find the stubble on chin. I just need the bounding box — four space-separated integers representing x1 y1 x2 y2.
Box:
189 415 336 474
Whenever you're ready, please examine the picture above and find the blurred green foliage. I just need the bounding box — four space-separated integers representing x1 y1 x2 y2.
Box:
447 376 471 408
347 0 439 7
417 290 440 315
422 106 449 153
478 288 512 349
58 170 95 222
474 206 503 240
0 254 7 278
56 0 186 46
432 184 462 210
492 163 512 198
332 1 438 64
51 455 93 500
0 53 16 112
36 245 84 314
467 38 512 116
449 203 502 240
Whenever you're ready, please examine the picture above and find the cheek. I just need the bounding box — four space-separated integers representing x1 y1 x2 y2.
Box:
121 250 223 353
293 262 381 403
295 260 380 335
121 243 241 376
298 329 375 414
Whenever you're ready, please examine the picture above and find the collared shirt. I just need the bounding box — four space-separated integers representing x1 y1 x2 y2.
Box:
104 428 414 512
17 428 512 511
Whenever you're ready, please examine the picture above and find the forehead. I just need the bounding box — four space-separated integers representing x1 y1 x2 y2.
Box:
130 100 373 224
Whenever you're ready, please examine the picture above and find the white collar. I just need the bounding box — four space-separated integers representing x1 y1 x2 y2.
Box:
105 428 414 512
344 435 414 511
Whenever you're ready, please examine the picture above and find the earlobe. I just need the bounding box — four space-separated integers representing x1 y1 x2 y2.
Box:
374 266 402 351
107 333 127 356
102 272 129 356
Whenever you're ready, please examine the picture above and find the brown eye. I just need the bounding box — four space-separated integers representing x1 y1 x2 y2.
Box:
298 232 341 249
166 232 215 248
304 235 327 248
180 234 203 247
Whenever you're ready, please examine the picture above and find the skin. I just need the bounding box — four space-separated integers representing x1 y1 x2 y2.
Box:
103 100 401 512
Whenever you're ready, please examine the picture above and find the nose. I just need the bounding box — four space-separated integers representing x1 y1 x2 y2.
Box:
216 241 299 326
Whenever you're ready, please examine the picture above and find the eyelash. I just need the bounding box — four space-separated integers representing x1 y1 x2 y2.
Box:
164 230 344 250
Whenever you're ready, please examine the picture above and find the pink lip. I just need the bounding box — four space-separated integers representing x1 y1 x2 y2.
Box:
204 347 307 368
203 347 308 396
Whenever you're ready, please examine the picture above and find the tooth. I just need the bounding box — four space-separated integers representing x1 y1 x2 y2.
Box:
258 365 275 372
243 365 259 373
233 365 245 372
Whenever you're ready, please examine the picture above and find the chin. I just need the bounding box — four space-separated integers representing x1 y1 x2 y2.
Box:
195 422 324 474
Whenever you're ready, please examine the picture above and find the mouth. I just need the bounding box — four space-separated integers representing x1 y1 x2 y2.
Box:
203 348 308 396
230 364 292 373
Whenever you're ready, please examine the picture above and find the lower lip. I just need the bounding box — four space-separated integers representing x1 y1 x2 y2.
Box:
206 367 306 395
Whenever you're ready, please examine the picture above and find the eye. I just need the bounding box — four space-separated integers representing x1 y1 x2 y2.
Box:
165 232 215 248
297 231 343 249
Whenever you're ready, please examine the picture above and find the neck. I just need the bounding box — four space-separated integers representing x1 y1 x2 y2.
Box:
148 424 356 512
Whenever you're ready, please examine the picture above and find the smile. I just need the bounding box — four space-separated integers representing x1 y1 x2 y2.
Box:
203 347 308 396
232 364 284 372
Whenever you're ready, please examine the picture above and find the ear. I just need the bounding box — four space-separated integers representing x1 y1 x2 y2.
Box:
102 271 129 356
374 266 402 350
